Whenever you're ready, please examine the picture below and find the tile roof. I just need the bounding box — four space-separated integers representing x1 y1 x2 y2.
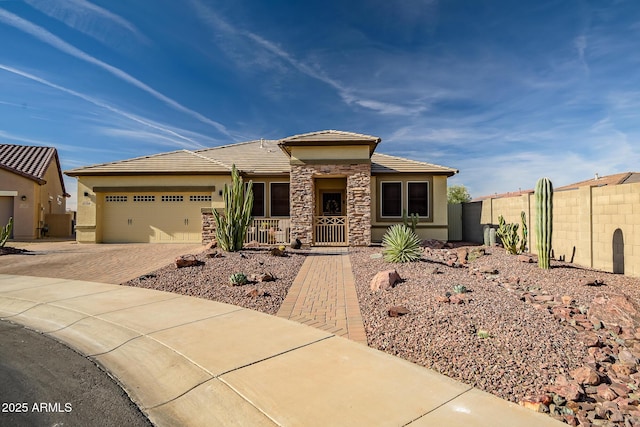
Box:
0 144 67 194
65 133 458 177
472 172 640 201
280 130 381 143
65 149 231 176
0 144 55 183
555 172 639 190
371 153 457 175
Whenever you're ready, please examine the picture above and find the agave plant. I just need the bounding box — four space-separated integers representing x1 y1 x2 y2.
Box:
382 224 422 263
229 272 248 286
452 284 468 294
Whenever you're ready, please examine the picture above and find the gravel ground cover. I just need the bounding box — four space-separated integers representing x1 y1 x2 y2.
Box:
123 248 307 315
350 244 640 426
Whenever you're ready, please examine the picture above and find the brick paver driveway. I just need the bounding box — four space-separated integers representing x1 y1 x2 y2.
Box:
0 240 205 284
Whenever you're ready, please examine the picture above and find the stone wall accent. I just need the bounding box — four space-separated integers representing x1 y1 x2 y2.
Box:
290 163 371 246
201 208 216 244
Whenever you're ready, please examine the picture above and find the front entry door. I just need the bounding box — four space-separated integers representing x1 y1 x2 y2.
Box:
315 191 347 246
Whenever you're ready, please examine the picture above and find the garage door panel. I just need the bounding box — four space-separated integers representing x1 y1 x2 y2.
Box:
102 193 209 243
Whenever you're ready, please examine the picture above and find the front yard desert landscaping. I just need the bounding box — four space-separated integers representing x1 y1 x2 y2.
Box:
123 242 640 426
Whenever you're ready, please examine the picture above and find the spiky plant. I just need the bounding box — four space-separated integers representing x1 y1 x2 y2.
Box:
213 165 254 252
0 217 13 248
382 224 422 263
452 284 468 294
229 272 248 286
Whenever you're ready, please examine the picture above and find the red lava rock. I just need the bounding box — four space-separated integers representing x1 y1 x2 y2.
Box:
563 414 578 426
596 384 618 401
610 362 635 378
618 349 638 365
570 366 601 386
456 247 469 264
517 254 535 263
548 376 584 401
388 306 409 317
449 295 464 305
370 270 401 292
562 295 574 306
436 295 450 303
588 294 640 330
609 382 630 398
519 396 549 413
175 254 200 268
534 294 555 302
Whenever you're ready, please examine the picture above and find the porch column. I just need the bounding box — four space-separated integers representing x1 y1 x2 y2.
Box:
346 164 371 246
290 165 314 244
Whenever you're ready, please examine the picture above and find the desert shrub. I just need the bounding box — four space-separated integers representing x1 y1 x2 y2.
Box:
382 224 422 263
229 272 248 286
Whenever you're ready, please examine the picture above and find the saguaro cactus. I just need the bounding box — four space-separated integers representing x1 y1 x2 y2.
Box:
535 177 553 269
1 217 13 247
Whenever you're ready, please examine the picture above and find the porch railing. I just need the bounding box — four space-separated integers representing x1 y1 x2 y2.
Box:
245 218 291 245
314 216 348 246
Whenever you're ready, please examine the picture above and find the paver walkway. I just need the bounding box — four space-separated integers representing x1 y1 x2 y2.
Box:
277 247 367 344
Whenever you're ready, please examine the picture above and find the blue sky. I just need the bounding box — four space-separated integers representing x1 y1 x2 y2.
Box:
1 0 639 210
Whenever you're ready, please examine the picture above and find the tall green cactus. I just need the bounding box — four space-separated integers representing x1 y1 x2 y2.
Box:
535 177 553 269
1 217 13 247
519 210 528 253
402 209 419 232
213 165 254 252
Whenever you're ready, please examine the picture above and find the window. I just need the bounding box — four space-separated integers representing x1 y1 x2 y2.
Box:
161 195 183 202
408 182 429 217
251 183 265 217
189 195 212 202
133 195 155 202
105 195 127 202
270 183 290 216
381 182 402 217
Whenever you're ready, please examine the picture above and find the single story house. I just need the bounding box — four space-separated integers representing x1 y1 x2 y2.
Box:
0 144 71 239
65 130 458 246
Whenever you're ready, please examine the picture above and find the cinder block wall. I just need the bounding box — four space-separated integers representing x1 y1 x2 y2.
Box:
477 182 640 277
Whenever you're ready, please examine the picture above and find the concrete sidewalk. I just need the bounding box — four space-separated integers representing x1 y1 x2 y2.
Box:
0 274 562 426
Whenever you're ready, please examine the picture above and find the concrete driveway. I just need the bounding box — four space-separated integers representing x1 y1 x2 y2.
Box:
0 240 205 284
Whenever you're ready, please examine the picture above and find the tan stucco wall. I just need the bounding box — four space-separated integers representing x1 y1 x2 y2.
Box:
74 175 230 243
0 169 37 239
0 163 67 239
479 182 640 277
290 145 370 162
370 174 449 243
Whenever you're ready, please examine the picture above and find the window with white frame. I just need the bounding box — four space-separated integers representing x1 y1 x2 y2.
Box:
407 181 429 217
270 182 290 216
380 182 402 217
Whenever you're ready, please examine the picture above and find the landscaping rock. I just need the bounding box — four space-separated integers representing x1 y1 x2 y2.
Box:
370 270 401 292
517 254 535 263
388 306 409 317
588 294 640 330
290 238 302 249
258 272 276 282
175 255 200 268
270 247 286 257
570 366 600 386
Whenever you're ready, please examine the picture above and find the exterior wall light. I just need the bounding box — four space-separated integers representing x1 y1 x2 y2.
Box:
21 195 27 201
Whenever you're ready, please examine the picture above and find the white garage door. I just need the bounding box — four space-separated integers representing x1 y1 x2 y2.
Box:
102 192 211 243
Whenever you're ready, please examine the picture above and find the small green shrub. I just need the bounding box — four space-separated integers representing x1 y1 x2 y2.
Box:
229 272 248 286
452 284 467 294
477 330 491 339
0 217 12 248
382 224 422 263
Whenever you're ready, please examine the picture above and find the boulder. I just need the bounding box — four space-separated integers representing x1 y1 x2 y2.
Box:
290 238 302 249
258 272 276 282
456 247 469 264
596 384 617 401
370 270 401 292
570 366 600 386
270 247 286 257
517 255 535 263
244 240 260 248
388 306 409 317
175 255 200 268
588 294 640 330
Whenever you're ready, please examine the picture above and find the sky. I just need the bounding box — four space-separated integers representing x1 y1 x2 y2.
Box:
1 0 639 211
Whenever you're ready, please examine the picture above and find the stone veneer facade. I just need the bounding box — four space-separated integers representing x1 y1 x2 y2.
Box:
290 163 371 246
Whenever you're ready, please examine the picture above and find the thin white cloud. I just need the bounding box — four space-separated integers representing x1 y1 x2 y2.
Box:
190 0 423 116
23 0 149 46
0 130 55 146
0 64 204 149
0 8 232 137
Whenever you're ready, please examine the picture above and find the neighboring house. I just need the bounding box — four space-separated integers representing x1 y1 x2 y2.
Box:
65 130 458 246
0 144 71 239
